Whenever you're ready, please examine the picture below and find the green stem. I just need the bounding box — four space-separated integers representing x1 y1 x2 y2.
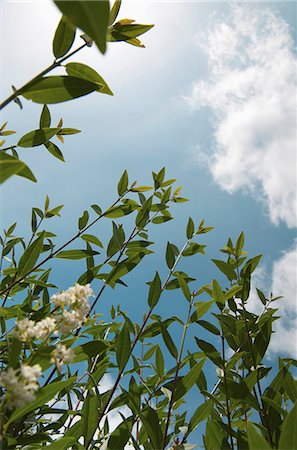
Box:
161 294 194 450
221 334 234 450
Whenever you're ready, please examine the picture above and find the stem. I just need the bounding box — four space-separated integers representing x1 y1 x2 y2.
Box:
221 334 234 450
0 43 88 111
0 190 129 297
161 294 194 450
0 146 17 153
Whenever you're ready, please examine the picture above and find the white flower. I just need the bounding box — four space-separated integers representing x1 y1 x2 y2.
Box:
51 343 74 371
0 364 42 410
13 318 36 342
51 283 93 308
33 317 57 340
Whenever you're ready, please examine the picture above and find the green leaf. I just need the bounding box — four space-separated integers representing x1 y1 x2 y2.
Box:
5 377 76 429
66 62 113 95
78 210 89 230
74 340 108 362
196 320 220 336
0 153 36 183
212 279 225 304
247 422 271 449
104 203 136 218
117 169 129 196
81 234 103 248
155 346 164 377
116 321 131 371
44 141 65 162
174 359 205 402
53 15 76 58
235 231 245 257
182 242 206 257
166 242 175 269
18 128 60 147
190 301 214 323
0 306 21 318
54 1 110 54
43 437 77 450
140 406 163 450
109 0 121 25
108 416 134 450
81 390 100 447
18 232 45 276
22 76 99 104
39 105 51 128
148 271 162 308
91 204 102 215
186 217 195 239
160 321 178 359
188 400 213 434
152 215 172 224
278 404 297 449
176 272 191 301
212 259 237 281
195 339 223 368
55 249 99 260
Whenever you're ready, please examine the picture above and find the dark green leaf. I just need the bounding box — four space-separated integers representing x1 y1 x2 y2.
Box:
78 210 89 230
55 249 99 259
247 422 271 449
278 404 297 449
155 346 164 377
140 406 163 450
18 232 45 276
0 153 36 183
55 0 110 54
148 271 162 308
66 62 113 95
81 234 103 248
160 321 178 359
22 76 99 104
117 169 129 196
116 321 131 371
186 217 195 239
39 105 51 128
165 242 175 269
235 231 245 257
81 390 100 447
190 301 214 323
176 272 191 301
195 339 223 368
182 242 206 257
18 128 60 147
212 279 225 304
53 15 76 58
212 259 237 281
108 416 134 450
197 320 220 335
109 0 121 25
44 141 65 162
188 400 213 434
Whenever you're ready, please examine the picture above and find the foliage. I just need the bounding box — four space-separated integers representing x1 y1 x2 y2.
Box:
0 2 296 449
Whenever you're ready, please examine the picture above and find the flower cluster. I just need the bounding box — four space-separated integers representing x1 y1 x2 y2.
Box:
14 284 93 341
0 364 42 410
51 343 74 371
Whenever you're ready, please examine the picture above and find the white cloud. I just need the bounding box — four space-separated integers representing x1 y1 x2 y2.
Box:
247 241 297 358
188 5 297 228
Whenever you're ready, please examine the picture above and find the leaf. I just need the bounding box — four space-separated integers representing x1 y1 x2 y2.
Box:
278 404 297 449
195 339 223 368
81 390 100 447
117 169 129 196
18 128 60 147
116 321 131 371
166 242 175 269
155 346 164 377
152 215 172 224
104 203 136 218
109 0 121 25
108 416 134 450
212 259 237 281
81 234 103 248
176 272 191 301
42 437 77 450
39 105 51 128
174 359 205 402
78 210 89 230
148 272 162 308
186 217 195 239
247 422 271 449
53 15 76 58
190 301 214 323
5 378 76 429
18 232 45 276
66 62 113 95
188 400 213 434
22 76 99 104
91 204 102 215
212 279 225 304
140 406 163 450
235 231 245 257
182 242 206 257
196 320 220 336
54 1 110 54
0 153 36 183
44 141 65 162
55 249 99 260
160 321 178 359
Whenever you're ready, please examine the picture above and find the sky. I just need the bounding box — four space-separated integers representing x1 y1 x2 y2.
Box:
1 0 297 444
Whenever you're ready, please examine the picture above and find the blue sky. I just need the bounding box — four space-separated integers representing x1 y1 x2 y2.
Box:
1 0 297 444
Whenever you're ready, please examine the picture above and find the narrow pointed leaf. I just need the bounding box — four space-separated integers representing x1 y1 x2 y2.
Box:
53 15 76 58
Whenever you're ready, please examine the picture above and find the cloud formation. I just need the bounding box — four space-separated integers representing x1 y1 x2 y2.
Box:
189 5 297 228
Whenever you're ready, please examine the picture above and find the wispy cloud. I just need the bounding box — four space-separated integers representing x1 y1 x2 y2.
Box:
188 5 297 228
